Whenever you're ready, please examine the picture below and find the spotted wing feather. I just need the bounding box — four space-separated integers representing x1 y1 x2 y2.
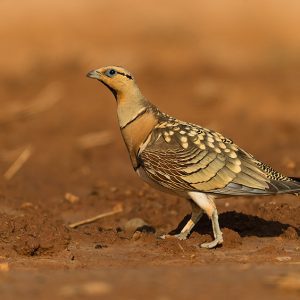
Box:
138 119 300 196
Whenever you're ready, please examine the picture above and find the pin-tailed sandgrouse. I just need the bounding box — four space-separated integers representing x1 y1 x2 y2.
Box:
87 66 300 248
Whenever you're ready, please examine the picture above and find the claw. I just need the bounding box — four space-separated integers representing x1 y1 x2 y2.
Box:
159 232 189 240
159 234 168 240
173 232 189 240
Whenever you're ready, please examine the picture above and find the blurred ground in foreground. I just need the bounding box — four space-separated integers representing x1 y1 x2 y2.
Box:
0 0 300 299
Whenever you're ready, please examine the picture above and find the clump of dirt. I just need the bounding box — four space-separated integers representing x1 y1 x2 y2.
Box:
280 226 299 240
131 231 157 243
222 228 242 248
0 209 70 257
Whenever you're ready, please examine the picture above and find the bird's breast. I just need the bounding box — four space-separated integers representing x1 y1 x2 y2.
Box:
120 111 158 169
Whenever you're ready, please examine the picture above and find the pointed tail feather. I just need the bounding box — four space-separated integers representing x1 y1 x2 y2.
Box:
269 177 300 195
291 177 300 182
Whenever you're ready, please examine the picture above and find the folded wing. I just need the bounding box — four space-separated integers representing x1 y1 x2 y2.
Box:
139 122 300 196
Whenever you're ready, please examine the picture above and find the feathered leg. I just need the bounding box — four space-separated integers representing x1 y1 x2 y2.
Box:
161 199 203 240
188 191 223 248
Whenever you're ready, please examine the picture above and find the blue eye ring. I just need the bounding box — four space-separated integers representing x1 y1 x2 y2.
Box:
105 69 117 77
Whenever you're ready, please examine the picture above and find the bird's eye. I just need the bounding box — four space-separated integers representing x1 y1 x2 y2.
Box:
105 69 116 77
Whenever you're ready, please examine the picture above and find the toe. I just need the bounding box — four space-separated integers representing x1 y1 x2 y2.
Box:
159 234 169 240
201 238 223 249
174 233 188 240
159 233 188 240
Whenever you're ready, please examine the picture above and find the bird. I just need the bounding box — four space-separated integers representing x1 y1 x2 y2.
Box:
87 66 300 248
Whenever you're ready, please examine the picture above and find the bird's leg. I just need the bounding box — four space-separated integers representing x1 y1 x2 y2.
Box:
160 199 203 240
188 192 223 248
173 200 204 240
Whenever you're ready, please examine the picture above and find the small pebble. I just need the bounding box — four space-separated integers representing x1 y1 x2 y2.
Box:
110 187 117 192
64 193 79 203
124 218 147 233
124 218 155 235
132 231 142 241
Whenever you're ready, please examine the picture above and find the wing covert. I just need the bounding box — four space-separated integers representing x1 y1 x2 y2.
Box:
138 120 275 196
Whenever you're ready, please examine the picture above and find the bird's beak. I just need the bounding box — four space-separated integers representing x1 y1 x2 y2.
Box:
86 69 101 79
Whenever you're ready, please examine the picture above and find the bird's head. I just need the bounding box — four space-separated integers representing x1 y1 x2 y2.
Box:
87 66 137 100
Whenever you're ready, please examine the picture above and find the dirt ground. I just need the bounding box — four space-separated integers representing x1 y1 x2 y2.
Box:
0 1 300 299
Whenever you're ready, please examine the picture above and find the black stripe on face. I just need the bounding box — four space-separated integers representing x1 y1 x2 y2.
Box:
98 79 117 99
117 71 133 80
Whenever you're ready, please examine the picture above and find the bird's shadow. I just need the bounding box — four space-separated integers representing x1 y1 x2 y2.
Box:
170 211 300 237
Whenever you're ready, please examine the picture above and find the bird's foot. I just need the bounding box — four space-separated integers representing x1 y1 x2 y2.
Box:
200 235 223 249
159 232 189 241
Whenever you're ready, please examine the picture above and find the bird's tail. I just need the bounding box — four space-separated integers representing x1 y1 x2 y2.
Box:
291 177 300 182
269 177 300 196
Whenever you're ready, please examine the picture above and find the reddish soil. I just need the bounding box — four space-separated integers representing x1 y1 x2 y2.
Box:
0 1 300 299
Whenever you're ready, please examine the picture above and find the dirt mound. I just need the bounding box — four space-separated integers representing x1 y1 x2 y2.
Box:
0 209 70 257
223 228 243 248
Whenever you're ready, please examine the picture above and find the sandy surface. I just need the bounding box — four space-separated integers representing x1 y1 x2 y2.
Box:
0 1 300 299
